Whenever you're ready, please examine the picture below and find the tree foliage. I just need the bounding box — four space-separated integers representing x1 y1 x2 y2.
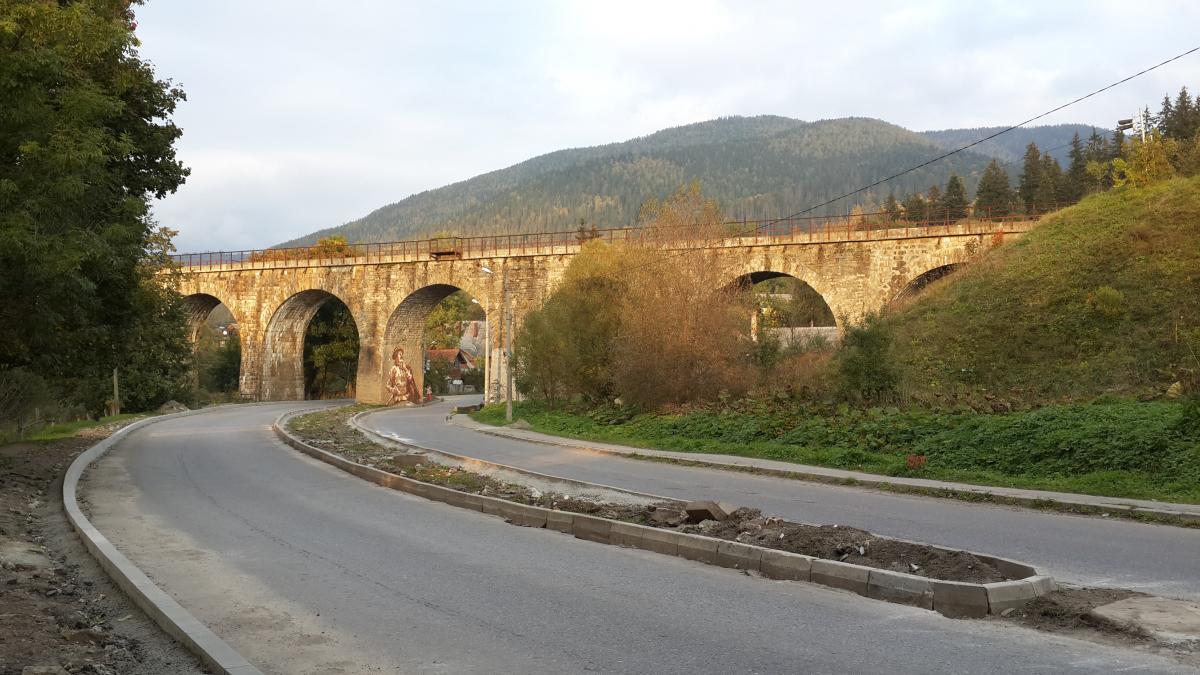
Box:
974 160 1014 216
424 291 484 349
303 301 359 399
284 118 1098 247
0 0 190 414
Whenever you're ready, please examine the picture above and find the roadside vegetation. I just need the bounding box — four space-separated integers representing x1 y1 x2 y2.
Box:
0 2 193 441
478 105 1200 504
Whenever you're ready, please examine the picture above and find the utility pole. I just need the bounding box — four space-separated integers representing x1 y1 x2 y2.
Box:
111 368 120 417
504 273 514 423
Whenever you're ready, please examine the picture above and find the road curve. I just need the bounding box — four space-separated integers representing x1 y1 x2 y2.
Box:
364 397 1200 601
83 403 1189 674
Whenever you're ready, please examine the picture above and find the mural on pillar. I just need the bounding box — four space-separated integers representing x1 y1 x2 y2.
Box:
386 347 419 405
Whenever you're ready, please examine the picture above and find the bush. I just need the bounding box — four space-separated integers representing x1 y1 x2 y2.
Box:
836 314 897 403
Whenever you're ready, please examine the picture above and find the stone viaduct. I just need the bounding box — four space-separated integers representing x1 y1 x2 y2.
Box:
176 218 1035 404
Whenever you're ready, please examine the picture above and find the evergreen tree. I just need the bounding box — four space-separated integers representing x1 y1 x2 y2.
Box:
1018 143 1042 213
1156 94 1175 134
901 193 927 223
1171 86 1198 140
1040 152 1065 211
941 175 969 222
883 193 902 222
1064 133 1087 204
974 160 1013 217
926 185 943 221
1085 128 1111 162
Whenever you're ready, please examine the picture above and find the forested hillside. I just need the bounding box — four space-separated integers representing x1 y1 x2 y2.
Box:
284 116 1096 245
920 123 1099 165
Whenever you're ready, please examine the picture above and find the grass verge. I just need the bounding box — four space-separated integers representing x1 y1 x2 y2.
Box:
471 399 1200 506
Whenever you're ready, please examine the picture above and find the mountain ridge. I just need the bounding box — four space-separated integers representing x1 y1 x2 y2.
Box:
282 115 1099 246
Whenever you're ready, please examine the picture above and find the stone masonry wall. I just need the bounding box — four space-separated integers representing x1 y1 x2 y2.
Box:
178 225 1027 404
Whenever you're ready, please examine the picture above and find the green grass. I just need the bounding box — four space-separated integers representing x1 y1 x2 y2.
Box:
884 176 1200 407
473 399 1200 504
25 413 143 442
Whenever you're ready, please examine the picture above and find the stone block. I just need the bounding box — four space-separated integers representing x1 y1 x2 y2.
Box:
479 495 504 517
498 501 547 528
610 522 646 548
545 510 575 534
638 528 680 556
809 559 869 596
984 580 1037 615
715 540 762 572
460 493 486 512
759 550 812 581
440 489 471 509
931 580 990 618
676 534 720 564
972 552 1036 580
867 569 934 609
572 515 612 544
684 500 737 523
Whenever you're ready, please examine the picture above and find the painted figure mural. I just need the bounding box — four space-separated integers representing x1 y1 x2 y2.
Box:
386 346 419 405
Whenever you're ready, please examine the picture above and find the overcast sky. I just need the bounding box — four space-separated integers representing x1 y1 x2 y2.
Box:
134 1 1200 253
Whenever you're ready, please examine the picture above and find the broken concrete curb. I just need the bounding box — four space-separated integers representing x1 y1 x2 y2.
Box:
65 405 275 675
278 410 1056 618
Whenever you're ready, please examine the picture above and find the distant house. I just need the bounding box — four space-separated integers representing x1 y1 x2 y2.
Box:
458 320 486 357
427 346 475 381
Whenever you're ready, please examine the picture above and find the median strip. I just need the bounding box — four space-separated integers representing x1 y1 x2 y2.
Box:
276 406 1055 619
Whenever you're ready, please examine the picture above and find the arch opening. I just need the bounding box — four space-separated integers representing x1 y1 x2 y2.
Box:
893 264 962 304
184 294 241 399
731 272 838 351
261 289 360 401
382 284 485 405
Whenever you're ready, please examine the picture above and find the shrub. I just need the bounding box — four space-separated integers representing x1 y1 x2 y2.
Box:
836 314 897 403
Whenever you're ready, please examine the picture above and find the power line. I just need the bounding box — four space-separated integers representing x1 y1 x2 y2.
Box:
599 43 1200 279
749 44 1199 226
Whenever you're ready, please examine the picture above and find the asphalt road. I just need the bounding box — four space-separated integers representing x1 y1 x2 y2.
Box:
83 403 1191 674
364 396 1200 601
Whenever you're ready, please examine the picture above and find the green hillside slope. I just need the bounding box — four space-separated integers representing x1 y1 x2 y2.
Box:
285 116 1093 246
887 176 1200 407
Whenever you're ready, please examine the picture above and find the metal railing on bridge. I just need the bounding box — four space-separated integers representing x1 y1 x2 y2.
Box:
170 209 1042 272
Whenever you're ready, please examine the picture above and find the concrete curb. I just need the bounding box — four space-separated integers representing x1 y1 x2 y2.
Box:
63 406 275 675
456 416 1200 525
350 408 678 505
277 411 1055 618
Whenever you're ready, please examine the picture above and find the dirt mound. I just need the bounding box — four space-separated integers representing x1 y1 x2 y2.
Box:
684 508 1007 583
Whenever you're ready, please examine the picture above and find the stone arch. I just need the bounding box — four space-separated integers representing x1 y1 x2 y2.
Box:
728 270 839 347
380 283 481 404
892 263 963 304
182 293 237 344
260 289 361 401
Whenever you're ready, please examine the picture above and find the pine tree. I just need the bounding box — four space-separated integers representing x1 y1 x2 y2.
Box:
1171 86 1198 140
1018 142 1042 214
941 174 969 222
1040 152 1064 211
974 160 1013 217
901 193 926 223
1156 94 1175 134
1064 133 1087 204
1085 128 1110 163
926 185 943 221
883 193 901 222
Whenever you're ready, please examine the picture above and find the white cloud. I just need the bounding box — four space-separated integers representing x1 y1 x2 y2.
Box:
135 0 1200 251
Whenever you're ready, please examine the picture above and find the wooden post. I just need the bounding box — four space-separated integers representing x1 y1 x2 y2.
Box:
111 368 120 417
